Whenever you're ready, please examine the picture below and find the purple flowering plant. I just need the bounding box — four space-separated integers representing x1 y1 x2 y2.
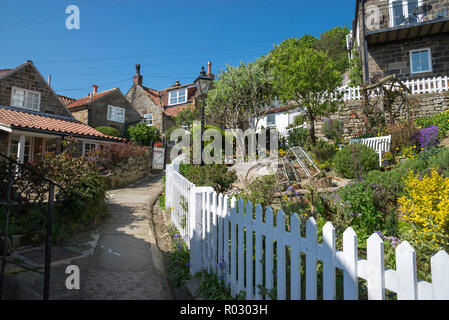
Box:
418 126 439 151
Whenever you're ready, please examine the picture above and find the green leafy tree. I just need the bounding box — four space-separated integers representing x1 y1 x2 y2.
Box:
206 58 275 129
127 122 161 146
174 106 201 130
95 126 121 137
348 43 363 87
316 26 350 74
269 38 343 146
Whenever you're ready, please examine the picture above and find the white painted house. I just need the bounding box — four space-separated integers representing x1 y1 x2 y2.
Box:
254 105 305 136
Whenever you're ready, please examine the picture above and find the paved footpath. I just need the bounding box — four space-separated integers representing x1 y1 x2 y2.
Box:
12 172 173 300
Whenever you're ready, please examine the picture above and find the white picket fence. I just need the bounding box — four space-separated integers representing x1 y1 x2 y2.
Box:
165 162 449 300
165 155 195 247
336 75 449 101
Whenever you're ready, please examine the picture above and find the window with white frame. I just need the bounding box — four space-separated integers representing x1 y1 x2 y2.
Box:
267 113 276 126
144 113 153 126
83 142 97 157
410 48 432 74
390 0 421 27
168 89 187 105
10 87 41 111
107 105 125 123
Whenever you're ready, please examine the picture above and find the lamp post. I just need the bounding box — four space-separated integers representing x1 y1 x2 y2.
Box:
193 66 212 165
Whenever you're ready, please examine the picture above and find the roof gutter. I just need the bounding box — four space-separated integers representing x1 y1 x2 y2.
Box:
9 126 125 143
361 0 370 83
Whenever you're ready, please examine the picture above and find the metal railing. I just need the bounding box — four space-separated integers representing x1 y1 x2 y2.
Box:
0 153 66 300
365 0 448 33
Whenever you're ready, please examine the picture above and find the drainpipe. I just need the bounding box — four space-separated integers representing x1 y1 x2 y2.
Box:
361 0 370 83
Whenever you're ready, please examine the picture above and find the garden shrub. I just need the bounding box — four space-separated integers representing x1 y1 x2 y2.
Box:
321 118 343 143
95 126 121 137
398 169 449 246
287 126 308 147
1 147 109 243
127 122 161 146
338 182 398 243
179 163 237 194
384 120 419 156
333 143 379 179
415 108 449 139
311 139 336 163
94 142 148 170
238 174 280 208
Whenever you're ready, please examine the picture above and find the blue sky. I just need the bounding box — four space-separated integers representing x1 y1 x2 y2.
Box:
0 0 356 99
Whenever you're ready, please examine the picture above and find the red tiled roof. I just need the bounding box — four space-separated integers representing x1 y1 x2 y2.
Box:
65 88 117 110
262 106 294 115
0 106 124 142
0 69 11 76
164 104 193 117
57 94 77 107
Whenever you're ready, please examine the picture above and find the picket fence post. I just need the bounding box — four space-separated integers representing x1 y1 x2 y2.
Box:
237 199 245 295
254 204 263 299
322 222 336 300
305 217 317 300
343 227 358 300
290 214 301 300
366 233 385 300
223 195 231 287
217 193 224 279
396 241 418 300
264 207 274 300
230 197 237 297
431 251 449 300
189 186 213 275
276 210 287 300
246 201 254 300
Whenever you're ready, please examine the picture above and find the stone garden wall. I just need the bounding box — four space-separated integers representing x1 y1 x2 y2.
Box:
104 149 153 188
315 91 449 139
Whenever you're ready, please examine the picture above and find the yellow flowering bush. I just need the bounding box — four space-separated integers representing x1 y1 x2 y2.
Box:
399 145 418 159
398 169 449 245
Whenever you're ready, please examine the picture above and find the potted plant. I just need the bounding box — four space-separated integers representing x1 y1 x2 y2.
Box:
382 152 393 166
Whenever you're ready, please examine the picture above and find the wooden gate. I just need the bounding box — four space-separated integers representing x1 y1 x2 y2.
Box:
152 146 165 169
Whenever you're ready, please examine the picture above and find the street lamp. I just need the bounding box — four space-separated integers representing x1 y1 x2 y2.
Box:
193 66 212 165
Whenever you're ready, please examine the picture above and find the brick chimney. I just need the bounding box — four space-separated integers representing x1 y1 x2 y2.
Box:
92 84 98 95
133 64 143 85
207 61 214 80
172 80 181 87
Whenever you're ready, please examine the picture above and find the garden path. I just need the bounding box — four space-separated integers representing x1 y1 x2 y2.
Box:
10 172 173 300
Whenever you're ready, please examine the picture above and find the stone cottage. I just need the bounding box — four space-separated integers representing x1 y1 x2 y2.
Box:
59 86 142 137
351 0 449 82
0 61 123 163
125 62 215 134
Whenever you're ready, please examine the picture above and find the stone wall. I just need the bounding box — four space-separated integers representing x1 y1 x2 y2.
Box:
104 150 153 188
315 91 449 139
0 63 72 117
367 33 449 81
71 109 88 124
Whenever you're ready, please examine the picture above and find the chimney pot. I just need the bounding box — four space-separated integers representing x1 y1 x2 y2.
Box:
134 64 143 85
92 85 99 95
207 61 212 75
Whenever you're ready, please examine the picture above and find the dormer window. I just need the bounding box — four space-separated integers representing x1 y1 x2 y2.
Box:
169 89 187 105
11 87 41 111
